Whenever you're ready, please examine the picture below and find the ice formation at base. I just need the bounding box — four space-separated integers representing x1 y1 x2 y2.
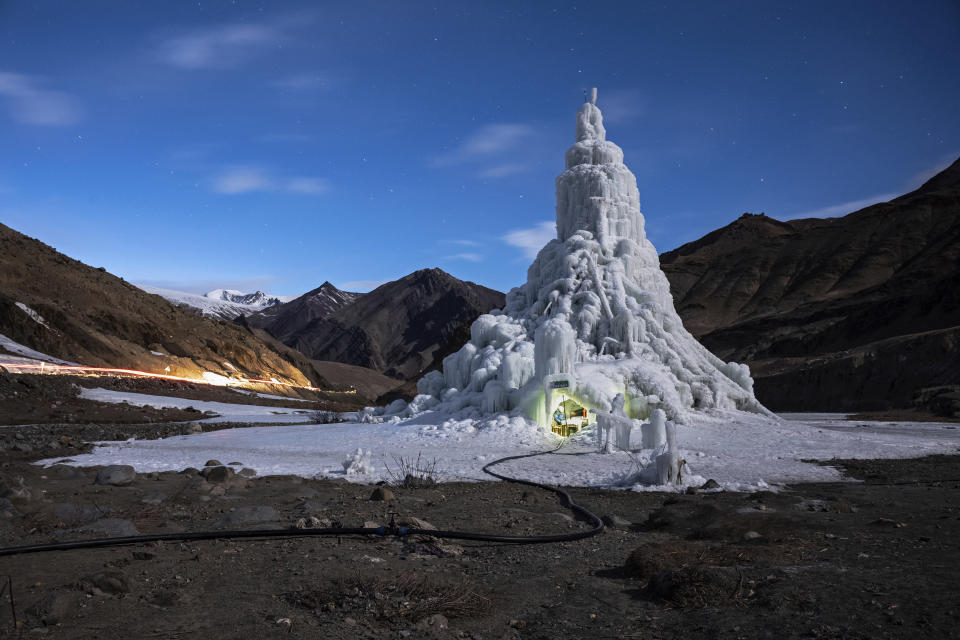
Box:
392 90 769 431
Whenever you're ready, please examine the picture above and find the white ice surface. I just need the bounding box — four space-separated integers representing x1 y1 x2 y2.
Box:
77 387 316 423
39 410 960 491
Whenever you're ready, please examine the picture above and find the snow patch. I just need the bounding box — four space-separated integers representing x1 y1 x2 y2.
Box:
14 302 51 329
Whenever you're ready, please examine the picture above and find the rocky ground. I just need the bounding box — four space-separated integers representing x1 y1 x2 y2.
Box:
0 418 958 639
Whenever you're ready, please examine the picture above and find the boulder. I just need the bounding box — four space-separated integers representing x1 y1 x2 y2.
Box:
369 487 395 501
95 465 137 486
201 466 235 483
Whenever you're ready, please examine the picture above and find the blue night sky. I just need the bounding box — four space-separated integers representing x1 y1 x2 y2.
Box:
1 1 958 296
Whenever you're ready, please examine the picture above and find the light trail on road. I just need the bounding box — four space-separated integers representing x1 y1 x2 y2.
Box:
0 361 355 395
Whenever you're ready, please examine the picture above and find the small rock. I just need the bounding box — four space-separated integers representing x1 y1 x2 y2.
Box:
295 516 331 529
871 518 907 528
685 486 699 495
216 506 278 527
701 479 721 490
201 466 235 483
141 492 167 505
179 467 200 475
743 531 762 541
49 465 87 481
344 617 357 626
95 465 137 486
369 487 395 501
227 461 243 466
399 516 437 531
238 467 257 478
26 592 81 624
364 521 381 529
204 459 223 467
209 485 226 497
1 476 32 503
80 570 129 596
416 613 449 631
601 514 632 530
62 518 139 538
185 422 203 435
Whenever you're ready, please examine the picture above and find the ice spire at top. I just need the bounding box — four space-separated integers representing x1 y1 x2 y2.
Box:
575 88 606 143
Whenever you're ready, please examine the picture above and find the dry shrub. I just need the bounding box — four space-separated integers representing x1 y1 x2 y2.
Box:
384 452 442 488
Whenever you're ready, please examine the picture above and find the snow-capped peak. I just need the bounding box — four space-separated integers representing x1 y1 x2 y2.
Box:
204 289 286 308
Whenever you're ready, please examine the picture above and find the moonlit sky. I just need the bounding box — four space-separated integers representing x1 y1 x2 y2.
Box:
1 2 958 296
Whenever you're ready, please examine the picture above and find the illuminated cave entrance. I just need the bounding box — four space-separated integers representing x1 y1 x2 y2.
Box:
543 373 594 437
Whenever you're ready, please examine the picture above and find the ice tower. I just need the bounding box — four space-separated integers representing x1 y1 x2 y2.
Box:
415 90 768 430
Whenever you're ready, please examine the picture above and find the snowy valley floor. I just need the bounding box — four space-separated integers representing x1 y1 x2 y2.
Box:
37 387 960 492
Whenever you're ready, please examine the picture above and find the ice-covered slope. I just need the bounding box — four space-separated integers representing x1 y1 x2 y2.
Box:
139 286 292 321
413 90 767 425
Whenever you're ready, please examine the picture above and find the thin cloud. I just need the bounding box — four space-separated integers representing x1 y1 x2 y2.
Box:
443 253 483 262
285 177 329 194
432 123 535 167
212 168 272 194
479 163 530 179
597 88 645 124
503 221 556 258
340 280 387 292
908 152 958 189
784 192 899 220
212 167 329 195
156 23 281 69
448 239 481 247
136 276 280 296
0 71 81 126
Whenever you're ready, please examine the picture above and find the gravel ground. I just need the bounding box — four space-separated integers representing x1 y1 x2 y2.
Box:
0 419 958 638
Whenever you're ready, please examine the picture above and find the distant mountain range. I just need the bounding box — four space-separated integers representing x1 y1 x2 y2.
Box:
661 157 960 411
139 286 295 321
245 269 505 381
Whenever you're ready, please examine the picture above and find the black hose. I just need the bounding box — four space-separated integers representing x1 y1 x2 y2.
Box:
0 447 603 557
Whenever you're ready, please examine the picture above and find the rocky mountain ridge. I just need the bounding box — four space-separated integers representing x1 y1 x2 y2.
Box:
660 157 960 410
0 223 313 391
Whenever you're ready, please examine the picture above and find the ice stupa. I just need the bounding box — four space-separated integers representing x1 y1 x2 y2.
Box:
412 89 768 431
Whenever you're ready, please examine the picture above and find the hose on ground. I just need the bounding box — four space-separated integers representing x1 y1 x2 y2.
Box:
0 446 604 557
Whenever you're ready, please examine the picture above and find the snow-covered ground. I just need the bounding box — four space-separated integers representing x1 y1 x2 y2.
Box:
38 397 960 491
77 387 316 423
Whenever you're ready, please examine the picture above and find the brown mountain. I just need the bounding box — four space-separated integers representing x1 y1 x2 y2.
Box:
661 157 960 411
0 222 313 390
257 268 505 381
